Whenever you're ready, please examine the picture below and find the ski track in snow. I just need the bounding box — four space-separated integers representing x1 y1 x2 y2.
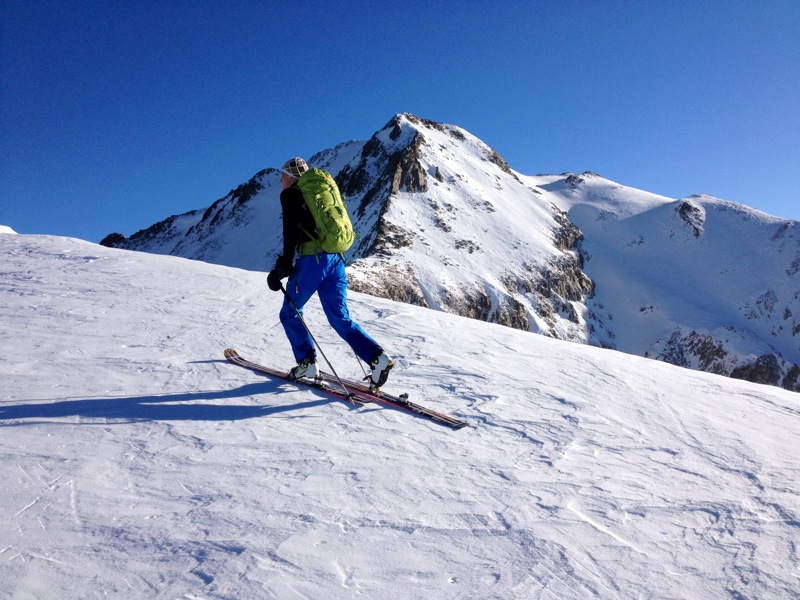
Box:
1 234 799 599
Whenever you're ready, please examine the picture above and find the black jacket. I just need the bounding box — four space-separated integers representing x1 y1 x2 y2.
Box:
277 184 316 267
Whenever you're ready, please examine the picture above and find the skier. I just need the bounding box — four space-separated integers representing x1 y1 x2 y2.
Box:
267 157 394 387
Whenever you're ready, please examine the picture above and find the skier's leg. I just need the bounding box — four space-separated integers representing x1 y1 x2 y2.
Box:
279 256 323 362
317 254 381 363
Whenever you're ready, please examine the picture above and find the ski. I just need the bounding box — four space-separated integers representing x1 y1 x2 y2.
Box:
316 372 469 429
224 348 369 404
224 349 468 430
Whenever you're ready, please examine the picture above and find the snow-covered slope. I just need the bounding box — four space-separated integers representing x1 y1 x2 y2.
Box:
561 187 800 389
101 114 800 392
2 233 799 599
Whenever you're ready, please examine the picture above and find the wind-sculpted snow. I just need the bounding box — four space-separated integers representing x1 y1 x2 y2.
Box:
99 114 800 391
2 234 799 598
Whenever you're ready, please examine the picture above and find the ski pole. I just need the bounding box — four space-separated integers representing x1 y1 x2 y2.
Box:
279 284 354 400
352 348 369 380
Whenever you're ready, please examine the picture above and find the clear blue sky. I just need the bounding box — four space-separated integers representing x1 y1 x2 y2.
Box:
2 1 798 242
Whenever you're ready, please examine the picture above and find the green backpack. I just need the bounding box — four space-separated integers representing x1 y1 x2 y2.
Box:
296 168 356 255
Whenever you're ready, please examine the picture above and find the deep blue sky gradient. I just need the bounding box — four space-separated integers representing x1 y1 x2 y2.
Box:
2 0 798 242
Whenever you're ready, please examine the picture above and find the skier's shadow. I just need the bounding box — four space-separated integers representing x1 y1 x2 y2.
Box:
0 381 346 424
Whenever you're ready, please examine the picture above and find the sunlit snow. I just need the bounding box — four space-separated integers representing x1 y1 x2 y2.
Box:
2 233 798 599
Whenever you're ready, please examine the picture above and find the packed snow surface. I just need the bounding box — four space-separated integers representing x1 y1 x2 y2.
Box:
2 234 799 599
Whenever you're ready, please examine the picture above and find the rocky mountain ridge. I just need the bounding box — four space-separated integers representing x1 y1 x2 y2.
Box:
101 114 800 391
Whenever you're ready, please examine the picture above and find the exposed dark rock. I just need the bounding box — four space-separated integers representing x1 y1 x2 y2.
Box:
484 148 513 176
657 330 729 374
347 262 428 308
454 239 481 254
128 213 188 245
230 172 267 206
551 205 585 254
391 135 427 194
491 296 529 330
654 329 800 391
676 199 705 237
99 232 127 248
442 284 492 321
743 290 779 320
782 364 800 392
337 119 427 229
731 354 782 386
370 221 413 257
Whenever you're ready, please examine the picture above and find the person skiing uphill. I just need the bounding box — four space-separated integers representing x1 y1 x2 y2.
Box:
267 157 394 388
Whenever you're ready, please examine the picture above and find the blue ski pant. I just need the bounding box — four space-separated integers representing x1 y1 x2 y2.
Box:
279 253 382 364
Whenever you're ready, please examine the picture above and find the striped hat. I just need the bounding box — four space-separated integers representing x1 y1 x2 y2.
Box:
281 157 309 179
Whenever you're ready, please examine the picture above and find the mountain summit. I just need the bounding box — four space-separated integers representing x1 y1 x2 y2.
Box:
102 114 800 391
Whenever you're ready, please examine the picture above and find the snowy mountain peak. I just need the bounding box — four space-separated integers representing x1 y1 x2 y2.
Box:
100 114 799 392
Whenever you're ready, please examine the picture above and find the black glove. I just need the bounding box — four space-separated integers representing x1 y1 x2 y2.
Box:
267 270 283 291
267 256 293 291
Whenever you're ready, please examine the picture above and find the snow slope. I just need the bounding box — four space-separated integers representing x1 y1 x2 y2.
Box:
536 174 800 385
2 234 799 599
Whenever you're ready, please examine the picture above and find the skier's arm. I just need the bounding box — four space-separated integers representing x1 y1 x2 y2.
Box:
279 186 305 264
